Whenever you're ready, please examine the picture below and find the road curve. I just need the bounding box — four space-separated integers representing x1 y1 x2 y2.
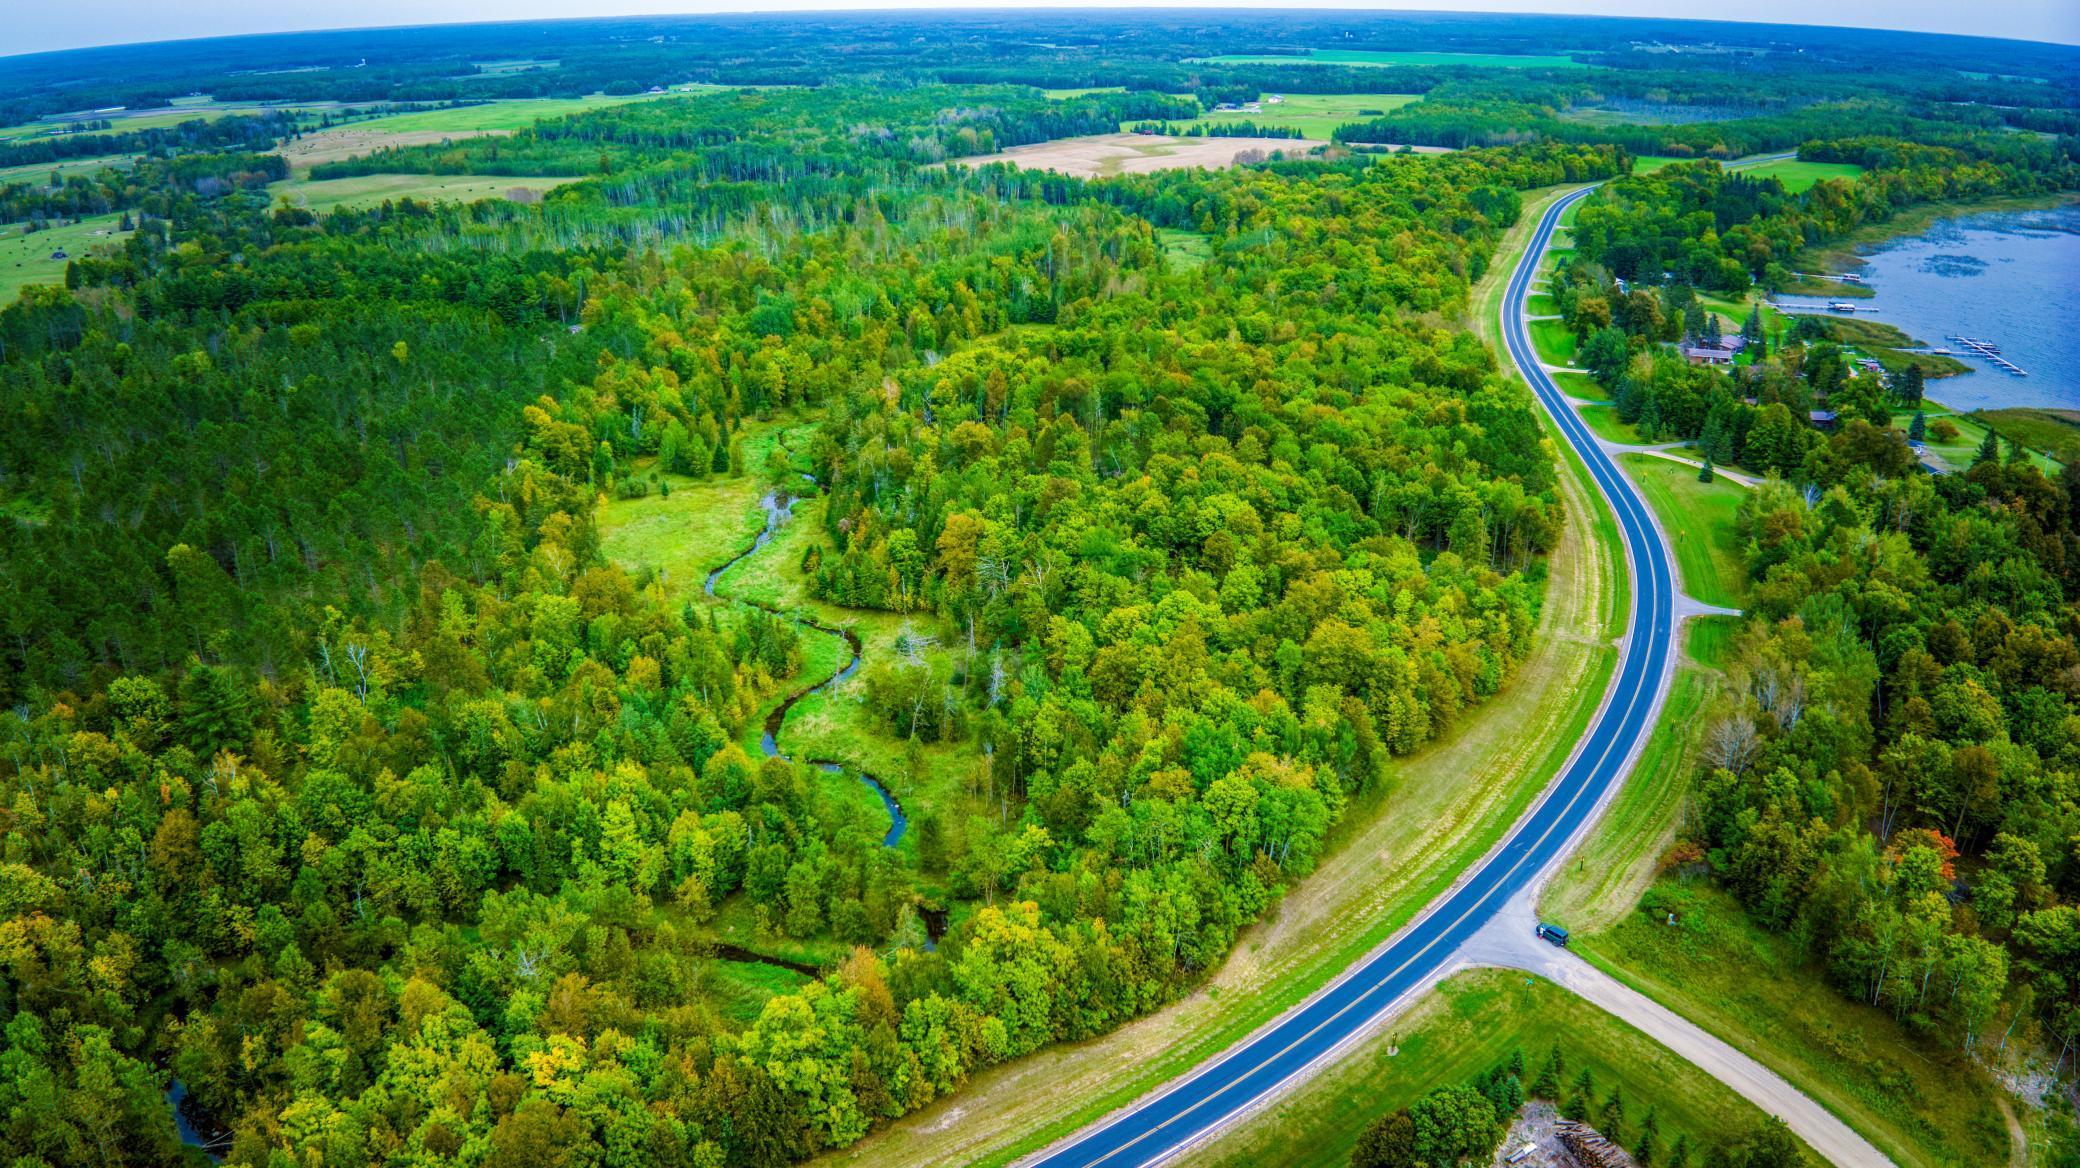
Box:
1024 187 1676 1168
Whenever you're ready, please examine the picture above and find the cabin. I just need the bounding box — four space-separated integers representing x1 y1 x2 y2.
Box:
1808 409 1839 432
1681 345 1733 367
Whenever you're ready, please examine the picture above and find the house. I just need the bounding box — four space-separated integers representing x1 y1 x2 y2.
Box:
1808 409 1839 431
1682 345 1733 366
1857 357 1882 372
1716 334 1749 353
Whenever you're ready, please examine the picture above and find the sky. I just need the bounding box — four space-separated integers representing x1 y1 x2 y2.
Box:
8 0 2079 57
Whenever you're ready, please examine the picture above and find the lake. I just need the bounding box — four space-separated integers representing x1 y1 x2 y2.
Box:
1779 202 2080 412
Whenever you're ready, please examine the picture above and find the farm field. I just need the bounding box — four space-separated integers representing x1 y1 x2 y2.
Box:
268 172 581 211
1187 48 1588 68
0 213 125 302
0 153 138 184
1163 91 1422 139
954 131 1325 178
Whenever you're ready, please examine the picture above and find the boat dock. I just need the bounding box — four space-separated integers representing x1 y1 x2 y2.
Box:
1947 335 2029 377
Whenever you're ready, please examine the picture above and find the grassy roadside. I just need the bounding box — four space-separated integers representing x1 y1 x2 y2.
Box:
1538 621 1727 933
1618 454 1748 609
1182 967 1785 1168
822 183 1626 1168
1578 886 2012 1168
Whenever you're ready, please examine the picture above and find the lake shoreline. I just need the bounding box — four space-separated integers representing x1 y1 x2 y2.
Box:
1794 190 2080 276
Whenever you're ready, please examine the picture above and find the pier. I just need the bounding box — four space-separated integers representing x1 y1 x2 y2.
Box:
1947 335 2029 377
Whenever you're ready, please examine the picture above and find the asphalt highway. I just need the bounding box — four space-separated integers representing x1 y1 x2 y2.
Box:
1026 184 1676 1168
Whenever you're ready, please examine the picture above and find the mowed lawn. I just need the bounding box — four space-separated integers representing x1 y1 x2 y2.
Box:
0 214 126 303
1165 92 1422 139
1188 967 1792 1168
1619 453 1748 609
1580 883 2012 1168
269 173 582 211
1188 49 1586 69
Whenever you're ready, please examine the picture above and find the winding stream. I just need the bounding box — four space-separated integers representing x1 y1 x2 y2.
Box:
705 487 909 849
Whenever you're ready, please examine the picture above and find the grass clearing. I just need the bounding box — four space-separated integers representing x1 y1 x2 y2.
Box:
1529 317 1578 366
0 213 127 304
1973 407 2080 465
1185 967 1781 1168
1165 92 1422 140
1619 453 1748 610
1159 227 1213 268
1742 158 1865 193
1187 49 1587 69
1898 404 2059 476
269 172 580 211
704 958 813 1026
1579 882 2012 1168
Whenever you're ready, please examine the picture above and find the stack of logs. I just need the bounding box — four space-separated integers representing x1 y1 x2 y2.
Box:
1554 1119 1633 1168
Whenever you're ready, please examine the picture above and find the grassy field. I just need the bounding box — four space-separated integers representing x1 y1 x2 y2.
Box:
268 172 580 211
0 213 126 303
1742 158 1865 193
1188 49 1587 69
1619 454 1748 610
1579 882 2013 1168
1186 967 1787 1168
1165 92 1422 139
1897 404 2060 475
1041 86 1126 99
344 91 711 133
0 154 139 184
1974 407 2080 465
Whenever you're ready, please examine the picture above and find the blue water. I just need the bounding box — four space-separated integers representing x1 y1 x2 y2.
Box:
1782 204 2079 411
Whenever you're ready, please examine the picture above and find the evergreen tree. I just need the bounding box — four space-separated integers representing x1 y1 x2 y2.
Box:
1532 1047 1563 1099
1699 456 1715 484
1600 1084 1628 1143
1907 410 1926 443
1901 363 1925 406
1742 303 1764 342
1975 429 2001 465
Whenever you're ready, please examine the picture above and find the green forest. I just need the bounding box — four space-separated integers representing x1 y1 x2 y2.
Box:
0 11 2076 1168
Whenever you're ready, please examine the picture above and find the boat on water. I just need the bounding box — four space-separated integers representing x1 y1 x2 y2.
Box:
1827 301 1857 312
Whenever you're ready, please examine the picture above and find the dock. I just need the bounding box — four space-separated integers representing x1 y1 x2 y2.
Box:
1947 335 2029 377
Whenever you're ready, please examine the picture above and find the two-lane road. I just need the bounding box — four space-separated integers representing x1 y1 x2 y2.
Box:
1028 184 1676 1168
